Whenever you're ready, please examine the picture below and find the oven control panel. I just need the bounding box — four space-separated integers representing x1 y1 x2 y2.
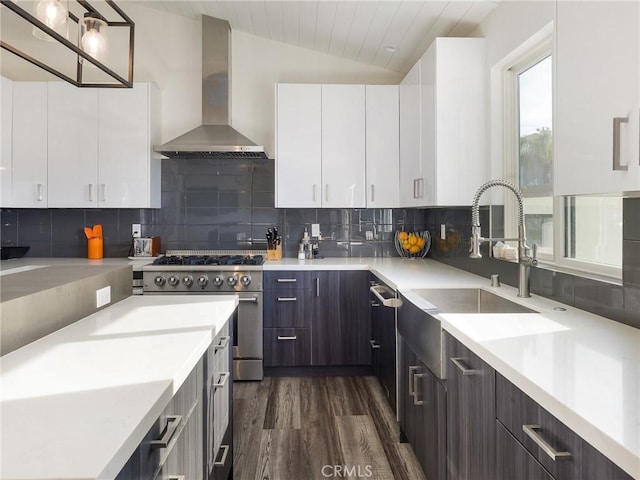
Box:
143 271 262 292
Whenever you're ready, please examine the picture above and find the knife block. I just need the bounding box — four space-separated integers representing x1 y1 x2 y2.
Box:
266 244 282 261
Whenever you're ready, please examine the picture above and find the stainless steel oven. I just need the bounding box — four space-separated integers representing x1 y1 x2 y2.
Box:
142 250 264 381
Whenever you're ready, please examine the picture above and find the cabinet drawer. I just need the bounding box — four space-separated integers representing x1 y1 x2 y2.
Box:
264 328 311 366
264 271 312 289
496 373 632 480
154 403 203 480
496 420 554 480
264 289 312 328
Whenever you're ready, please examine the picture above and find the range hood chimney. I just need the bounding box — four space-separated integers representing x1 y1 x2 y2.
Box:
154 16 268 159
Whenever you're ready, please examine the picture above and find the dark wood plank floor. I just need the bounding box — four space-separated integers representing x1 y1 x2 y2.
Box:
233 376 427 480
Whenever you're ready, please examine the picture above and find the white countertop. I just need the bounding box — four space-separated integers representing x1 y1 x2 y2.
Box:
0 295 238 480
267 257 640 478
0 257 146 273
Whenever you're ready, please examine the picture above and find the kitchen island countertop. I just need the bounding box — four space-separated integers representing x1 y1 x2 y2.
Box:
0 295 238 480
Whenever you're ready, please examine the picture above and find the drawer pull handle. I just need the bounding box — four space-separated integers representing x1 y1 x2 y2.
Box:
214 336 230 351
277 335 297 340
522 424 571 461
239 296 259 303
214 444 230 467
370 339 381 349
408 365 419 395
214 372 230 390
413 373 427 406
277 297 297 302
150 415 182 448
167 476 185 480
276 278 297 283
451 357 479 376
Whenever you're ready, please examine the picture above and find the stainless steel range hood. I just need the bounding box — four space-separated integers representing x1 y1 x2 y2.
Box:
154 16 268 159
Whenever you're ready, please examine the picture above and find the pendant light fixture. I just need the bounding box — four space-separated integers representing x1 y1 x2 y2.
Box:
79 12 108 64
0 0 134 88
32 0 69 41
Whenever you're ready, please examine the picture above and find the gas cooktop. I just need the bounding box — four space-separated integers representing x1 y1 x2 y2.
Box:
151 254 265 266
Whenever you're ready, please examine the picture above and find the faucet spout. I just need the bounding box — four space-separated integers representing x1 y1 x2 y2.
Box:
469 180 537 298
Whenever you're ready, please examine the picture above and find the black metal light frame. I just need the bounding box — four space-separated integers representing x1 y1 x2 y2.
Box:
0 0 134 88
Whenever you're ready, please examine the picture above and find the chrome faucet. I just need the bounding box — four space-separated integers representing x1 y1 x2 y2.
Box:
470 179 538 298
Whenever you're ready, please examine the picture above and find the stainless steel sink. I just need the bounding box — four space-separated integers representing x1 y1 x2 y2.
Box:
412 288 536 314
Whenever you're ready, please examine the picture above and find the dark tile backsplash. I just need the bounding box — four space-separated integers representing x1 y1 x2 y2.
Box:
1 159 638 329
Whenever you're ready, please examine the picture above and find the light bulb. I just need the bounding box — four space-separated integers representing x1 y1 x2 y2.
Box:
33 0 68 41
80 14 109 65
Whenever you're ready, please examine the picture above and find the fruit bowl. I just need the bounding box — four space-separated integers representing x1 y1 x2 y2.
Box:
394 230 431 258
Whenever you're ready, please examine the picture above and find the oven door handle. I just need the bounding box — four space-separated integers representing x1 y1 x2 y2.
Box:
238 296 259 303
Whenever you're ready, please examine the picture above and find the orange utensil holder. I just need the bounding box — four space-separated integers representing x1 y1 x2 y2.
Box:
88 237 103 259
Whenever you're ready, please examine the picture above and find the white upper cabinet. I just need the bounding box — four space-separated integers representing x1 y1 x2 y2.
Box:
275 83 322 208
47 83 99 208
399 61 422 207
399 38 487 207
98 83 160 208
321 84 366 208
11 82 48 207
1 77 12 206
366 85 399 208
555 1 640 195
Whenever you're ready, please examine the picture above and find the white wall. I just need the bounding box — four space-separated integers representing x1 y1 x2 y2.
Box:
231 29 403 157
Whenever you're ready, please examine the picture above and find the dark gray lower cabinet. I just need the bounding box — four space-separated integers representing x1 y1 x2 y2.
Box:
311 270 370 366
369 277 397 413
445 332 496 480
496 420 555 480
399 335 446 480
263 327 311 366
496 373 633 480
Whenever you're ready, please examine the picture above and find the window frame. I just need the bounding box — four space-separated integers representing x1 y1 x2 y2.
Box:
502 34 623 280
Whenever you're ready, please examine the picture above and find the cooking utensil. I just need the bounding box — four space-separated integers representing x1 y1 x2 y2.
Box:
84 227 93 239
93 224 103 237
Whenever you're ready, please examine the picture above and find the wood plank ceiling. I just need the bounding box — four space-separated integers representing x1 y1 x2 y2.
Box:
138 1 498 74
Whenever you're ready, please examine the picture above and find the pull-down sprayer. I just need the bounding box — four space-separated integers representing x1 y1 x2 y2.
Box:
470 179 538 298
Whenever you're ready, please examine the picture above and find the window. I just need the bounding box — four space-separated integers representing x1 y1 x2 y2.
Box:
501 33 622 278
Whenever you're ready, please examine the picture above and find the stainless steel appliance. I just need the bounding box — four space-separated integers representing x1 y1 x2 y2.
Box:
142 250 265 381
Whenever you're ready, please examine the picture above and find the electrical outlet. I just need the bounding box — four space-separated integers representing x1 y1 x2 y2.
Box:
96 286 111 308
132 223 141 238
311 223 320 238
440 224 446 240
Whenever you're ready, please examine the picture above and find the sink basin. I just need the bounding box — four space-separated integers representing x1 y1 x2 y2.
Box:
412 288 536 314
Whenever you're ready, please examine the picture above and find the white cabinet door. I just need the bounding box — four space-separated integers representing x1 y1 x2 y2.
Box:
399 61 422 207
275 84 322 208
98 83 160 208
47 83 99 208
366 85 399 207
1 76 12 206
555 1 640 195
432 38 486 205
12 82 48 207
322 84 366 208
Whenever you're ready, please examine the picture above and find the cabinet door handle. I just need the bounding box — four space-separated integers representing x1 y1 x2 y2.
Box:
277 335 297 340
213 445 230 467
613 117 629 171
316 277 320 297
370 184 375 202
214 372 230 390
276 278 297 283
214 336 230 351
99 183 106 202
325 184 329 202
312 184 317 202
408 365 419 395
522 425 571 461
370 339 381 349
239 296 259 303
150 415 182 448
167 476 186 480
413 179 417 198
36 183 44 202
450 357 479 376
413 373 427 405
277 297 297 302
88 183 94 202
